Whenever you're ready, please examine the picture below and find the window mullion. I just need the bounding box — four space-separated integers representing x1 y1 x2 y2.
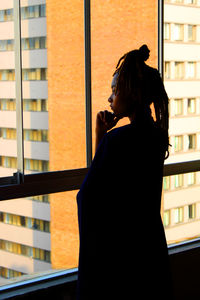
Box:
158 0 164 78
14 0 24 182
84 0 92 167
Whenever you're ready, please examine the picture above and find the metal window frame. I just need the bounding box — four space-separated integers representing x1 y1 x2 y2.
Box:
14 0 24 183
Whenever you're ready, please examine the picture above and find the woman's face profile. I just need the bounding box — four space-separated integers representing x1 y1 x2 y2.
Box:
108 73 132 118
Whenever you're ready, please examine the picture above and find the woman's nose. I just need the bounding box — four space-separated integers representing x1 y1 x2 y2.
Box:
108 94 113 103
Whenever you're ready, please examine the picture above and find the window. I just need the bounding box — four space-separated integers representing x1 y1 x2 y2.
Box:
0 267 25 279
164 62 171 79
163 176 170 190
22 68 47 81
0 0 200 294
0 70 15 81
164 23 170 40
186 62 195 79
174 0 184 3
174 99 183 115
0 239 50 262
21 4 46 19
174 174 184 188
186 0 197 4
0 9 13 22
21 37 47 50
174 135 183 152
187 134 196 150
188 204 195 219
175 62 184 79
188 25 196 41
187 98 196 114
187 172 196 185
164 210 170 227
174 207 183 224
0 40 14 51
173 24 184 41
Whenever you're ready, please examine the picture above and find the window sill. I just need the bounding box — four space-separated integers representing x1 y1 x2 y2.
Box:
0 268 78 299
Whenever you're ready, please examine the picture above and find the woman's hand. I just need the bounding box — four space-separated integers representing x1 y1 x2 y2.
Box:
96 110 120 134
95 110 120 151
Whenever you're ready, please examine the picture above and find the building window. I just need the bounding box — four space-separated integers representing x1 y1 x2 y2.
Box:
21 4 46 19
0 128 49 142
0 239 51 262
0 212 50 233
22 68 47 81
21 37 47 50
0 156 49 172
0 69 46 81
27 195 50 203
188 25 196 41
164 210 170 227
187 172 196 185
173 24 184 41
163 176 170 191
175 62 184 79
174 207 183 224
0 70 15 81
0 39 14 51
0 99 48 112
188 204 196 219
174 174 184 188
186 0 197 4
0 267 25 279
24 159 49 172
187 134 196 150
187 98 196 114
164 23 170 40
186 62 195 79
174 99 183 115
24 129 49 142
0 9 13 22
174 135 183 152
164 62 171 79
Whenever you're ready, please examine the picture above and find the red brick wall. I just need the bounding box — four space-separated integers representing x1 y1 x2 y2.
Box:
46 0 158 269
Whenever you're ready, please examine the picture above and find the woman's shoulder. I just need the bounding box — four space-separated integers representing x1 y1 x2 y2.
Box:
106 123 134 140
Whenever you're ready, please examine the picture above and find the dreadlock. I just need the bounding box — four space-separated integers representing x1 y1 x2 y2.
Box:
113 45 169 159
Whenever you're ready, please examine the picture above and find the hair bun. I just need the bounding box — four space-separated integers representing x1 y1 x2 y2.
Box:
139 44 150 61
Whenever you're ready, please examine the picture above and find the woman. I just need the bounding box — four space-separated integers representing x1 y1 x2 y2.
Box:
77 45 173 299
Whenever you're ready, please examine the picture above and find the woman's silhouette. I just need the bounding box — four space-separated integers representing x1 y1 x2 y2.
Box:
77 45 173 299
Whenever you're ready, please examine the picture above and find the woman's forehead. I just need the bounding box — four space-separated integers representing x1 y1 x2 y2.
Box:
111 73 118 88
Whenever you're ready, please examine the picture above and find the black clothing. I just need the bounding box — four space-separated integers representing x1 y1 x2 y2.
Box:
77 117 172 299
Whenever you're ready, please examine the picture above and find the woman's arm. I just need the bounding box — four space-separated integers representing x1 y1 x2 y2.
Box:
95 110 120 152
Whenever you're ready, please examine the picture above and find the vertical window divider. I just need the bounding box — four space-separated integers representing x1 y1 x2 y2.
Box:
158 0 164 78
84 0 93 167
14 0 24 183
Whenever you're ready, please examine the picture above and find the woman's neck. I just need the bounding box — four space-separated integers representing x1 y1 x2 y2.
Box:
128 106 152 123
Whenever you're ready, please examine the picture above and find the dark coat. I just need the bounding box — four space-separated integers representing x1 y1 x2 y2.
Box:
77 116 172 299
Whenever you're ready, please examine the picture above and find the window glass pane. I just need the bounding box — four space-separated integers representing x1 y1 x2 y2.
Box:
0 190 78 285
163 172 200 245
164 1 200 165
91 1 159 152
21 1 86 174
0 2 17 178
